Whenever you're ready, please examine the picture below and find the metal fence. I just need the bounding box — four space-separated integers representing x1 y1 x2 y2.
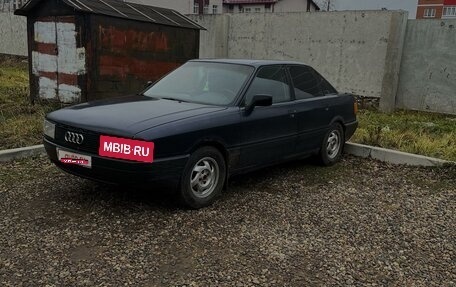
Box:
0 0 26 12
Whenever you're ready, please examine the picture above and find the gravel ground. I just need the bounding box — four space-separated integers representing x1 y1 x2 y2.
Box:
0 155 455 286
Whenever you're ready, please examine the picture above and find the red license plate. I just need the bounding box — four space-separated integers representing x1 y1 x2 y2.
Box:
99 135 154 163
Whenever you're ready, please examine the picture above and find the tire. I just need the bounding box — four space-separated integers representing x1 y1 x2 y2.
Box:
178 146 226 209
318 123 344 166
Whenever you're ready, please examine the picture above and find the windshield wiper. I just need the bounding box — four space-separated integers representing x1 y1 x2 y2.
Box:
160 97 189 103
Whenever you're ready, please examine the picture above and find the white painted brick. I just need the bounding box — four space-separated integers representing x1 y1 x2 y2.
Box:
58 84 81 103
38 76 57 99
34 21 56 44
32 51 57 74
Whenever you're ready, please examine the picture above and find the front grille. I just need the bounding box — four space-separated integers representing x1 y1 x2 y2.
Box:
54 124 99 154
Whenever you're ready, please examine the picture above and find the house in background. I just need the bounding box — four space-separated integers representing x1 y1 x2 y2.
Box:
416 0 456 19
126 0 319 14
222 0 320 13
125 0 223 15
0 0 27 12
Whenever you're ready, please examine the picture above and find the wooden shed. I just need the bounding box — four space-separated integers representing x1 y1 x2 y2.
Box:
15 0 204 103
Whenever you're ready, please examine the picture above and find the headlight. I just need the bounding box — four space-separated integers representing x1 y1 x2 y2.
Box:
43 119 55 139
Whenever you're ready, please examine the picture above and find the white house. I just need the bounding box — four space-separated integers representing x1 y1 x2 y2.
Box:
125 0 320 14
223 0 320 13
125 0 224 14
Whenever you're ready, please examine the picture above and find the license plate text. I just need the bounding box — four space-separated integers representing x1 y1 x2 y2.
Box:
99 135 154 163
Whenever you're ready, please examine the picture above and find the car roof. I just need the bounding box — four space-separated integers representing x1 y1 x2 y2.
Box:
190 58 308 67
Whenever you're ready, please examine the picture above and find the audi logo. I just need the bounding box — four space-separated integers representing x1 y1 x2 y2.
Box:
64 131 84 145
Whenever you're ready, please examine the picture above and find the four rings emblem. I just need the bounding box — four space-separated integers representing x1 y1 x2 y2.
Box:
64 131 84 145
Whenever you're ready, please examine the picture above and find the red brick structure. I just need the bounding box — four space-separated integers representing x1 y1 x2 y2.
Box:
416 0 456 19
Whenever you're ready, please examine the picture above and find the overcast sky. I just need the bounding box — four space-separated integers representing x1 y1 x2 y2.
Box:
324 0 418 19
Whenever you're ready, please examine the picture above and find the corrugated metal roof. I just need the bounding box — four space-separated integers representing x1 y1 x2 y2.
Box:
15 0 205 30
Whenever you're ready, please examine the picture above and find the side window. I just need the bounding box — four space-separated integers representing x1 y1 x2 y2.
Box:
313 69 338 95
244 66 291 105
289 65 323 99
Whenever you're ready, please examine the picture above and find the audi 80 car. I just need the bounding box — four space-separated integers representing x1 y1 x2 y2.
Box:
43 59 358 208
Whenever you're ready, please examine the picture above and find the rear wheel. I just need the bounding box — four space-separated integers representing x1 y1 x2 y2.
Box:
318 123 344 166
178 147 226 209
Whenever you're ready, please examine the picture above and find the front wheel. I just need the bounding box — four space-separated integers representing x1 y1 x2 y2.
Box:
178 147 226 209
318 123 344 166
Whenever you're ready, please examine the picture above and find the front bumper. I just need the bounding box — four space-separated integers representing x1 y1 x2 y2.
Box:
44 138 189 185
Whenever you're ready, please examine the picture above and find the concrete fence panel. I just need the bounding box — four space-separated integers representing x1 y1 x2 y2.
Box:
0 12 27 56
397 19 456 115
189 11 408 107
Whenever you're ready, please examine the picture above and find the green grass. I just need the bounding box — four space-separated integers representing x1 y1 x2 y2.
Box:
0 59 59 150
352 109 456 161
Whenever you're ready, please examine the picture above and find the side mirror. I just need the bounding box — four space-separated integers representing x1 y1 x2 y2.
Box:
246 95 273 114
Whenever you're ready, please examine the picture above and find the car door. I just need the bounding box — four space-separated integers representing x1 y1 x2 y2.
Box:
287 65 338 153
238 65 298 169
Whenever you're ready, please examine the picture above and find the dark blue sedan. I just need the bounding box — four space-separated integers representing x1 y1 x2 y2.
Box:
43 59 358 208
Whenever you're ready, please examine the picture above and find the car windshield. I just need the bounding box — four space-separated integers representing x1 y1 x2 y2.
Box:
143 62 254 105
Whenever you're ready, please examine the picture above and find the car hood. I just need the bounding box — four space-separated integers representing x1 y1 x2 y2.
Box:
46 95 226 137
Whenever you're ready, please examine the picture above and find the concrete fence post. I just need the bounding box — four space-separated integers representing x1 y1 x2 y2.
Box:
379 11 408 113
188 14 230 59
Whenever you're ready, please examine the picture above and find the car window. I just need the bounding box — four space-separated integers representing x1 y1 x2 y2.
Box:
244 66 291 105
143 62 254 106
313 69 338 95
289 66 338 99
288 65 323 99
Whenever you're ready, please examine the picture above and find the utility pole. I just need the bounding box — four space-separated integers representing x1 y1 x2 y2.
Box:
327 0 331 11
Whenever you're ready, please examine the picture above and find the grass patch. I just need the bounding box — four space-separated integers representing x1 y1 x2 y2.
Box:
0 59 60 150
352 109 456 161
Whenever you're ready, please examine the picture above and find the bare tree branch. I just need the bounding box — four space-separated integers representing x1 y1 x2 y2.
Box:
314 0 336 11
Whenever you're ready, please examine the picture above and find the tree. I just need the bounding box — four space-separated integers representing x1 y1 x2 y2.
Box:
314 0 336 11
